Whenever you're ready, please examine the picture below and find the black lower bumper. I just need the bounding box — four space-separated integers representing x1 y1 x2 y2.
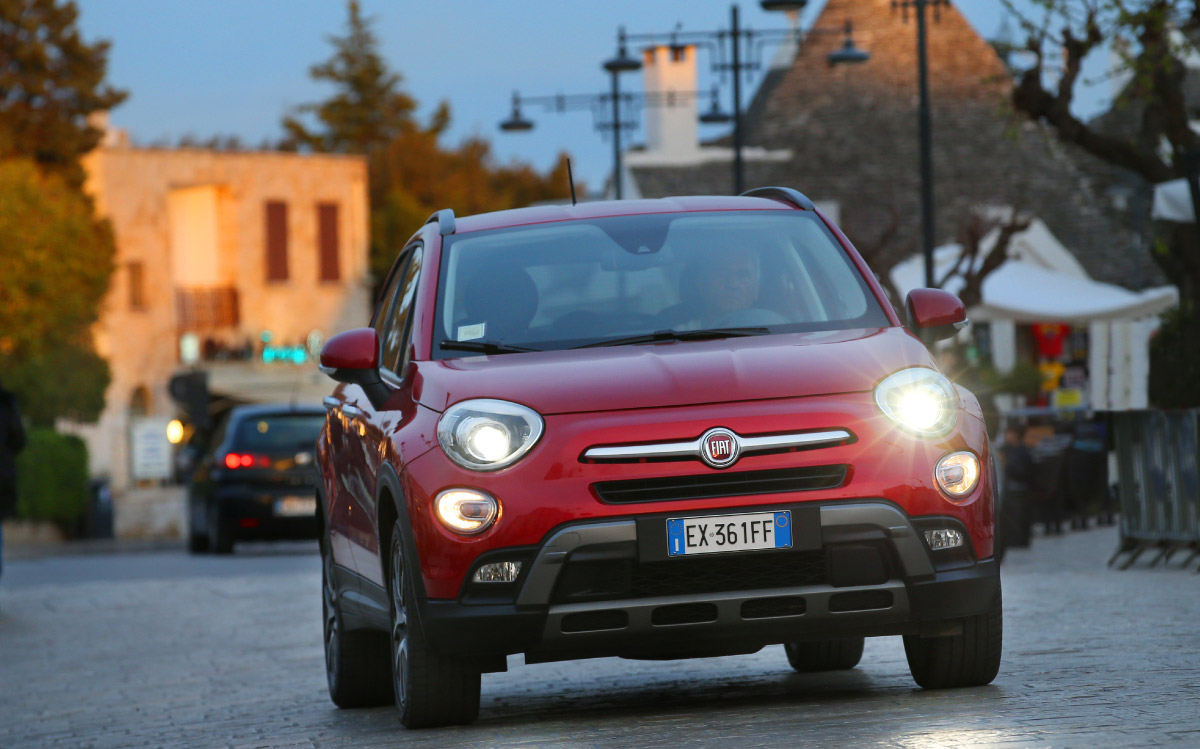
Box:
413 501 999 665
213 493 318 541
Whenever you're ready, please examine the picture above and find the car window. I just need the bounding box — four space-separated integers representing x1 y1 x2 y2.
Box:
381 245 423 373
230 413 326 453
372 248 413 338
433 211 888 356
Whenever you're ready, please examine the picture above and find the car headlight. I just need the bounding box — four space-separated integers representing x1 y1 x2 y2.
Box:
437 399 544 471
873 367 958 438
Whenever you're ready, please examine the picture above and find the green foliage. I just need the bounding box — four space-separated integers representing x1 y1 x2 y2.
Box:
1149 303 1200 408
15 427 90 527
280 0 416 154
0 158 114 425
285 2 577 292
0 0 127 188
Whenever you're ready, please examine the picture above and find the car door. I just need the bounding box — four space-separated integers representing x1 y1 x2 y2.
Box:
326 249 412 578
350 243 425 588
341 244 423 583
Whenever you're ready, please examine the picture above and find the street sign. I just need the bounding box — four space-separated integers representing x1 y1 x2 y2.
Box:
131 418 172 481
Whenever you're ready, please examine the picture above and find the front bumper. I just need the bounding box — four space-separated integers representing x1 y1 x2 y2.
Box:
414 500 998 664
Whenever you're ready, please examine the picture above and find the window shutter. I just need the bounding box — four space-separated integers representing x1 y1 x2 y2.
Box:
265 201 288 281
318 202 340 282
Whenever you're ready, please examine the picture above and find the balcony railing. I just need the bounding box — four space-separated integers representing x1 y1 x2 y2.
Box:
176 286 239 331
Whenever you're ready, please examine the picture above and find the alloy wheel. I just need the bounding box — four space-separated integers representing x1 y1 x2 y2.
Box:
322 547 340 689
390 532 410 711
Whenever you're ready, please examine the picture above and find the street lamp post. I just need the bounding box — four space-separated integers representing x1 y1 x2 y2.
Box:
499 87 721 199
623 3 869 195
894 0 949 289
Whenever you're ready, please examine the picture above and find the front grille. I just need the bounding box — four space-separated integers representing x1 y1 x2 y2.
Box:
593 465 848 504
552 550 827 604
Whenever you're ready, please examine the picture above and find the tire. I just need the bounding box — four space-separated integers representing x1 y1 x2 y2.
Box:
388 519 481 728
783 637 865 672
207 504 233 555
903 590 1003 689
322 533 392 708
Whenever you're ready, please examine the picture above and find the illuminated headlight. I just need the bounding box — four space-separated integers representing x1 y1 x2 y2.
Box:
437 399 544 471
934 451 981 500
874 367 958 438
435 489 499 535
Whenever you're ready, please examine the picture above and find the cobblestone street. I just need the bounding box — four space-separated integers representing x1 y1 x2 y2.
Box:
2 525 1198 747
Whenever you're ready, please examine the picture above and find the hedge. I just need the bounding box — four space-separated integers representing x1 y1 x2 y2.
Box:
15 427 90 527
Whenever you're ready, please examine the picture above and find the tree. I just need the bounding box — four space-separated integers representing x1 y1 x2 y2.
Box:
0 159 113 424
1004 0 1200 302
284 1 576 287
0 0 127 188
280 0 416 154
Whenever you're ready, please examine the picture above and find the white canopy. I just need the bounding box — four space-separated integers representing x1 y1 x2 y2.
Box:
1152 178 1197 222
891 246 1178 324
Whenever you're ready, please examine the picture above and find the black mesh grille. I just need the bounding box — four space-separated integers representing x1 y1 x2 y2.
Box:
740 596 807 619
593 466 847 504
651 602 719 626
552 550 826 604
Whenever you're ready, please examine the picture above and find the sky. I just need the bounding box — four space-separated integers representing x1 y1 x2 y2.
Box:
74 1 1110 191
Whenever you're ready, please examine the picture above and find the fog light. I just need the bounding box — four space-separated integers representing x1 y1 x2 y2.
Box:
924 528 964 550
473 561 522 583
934 450 980 500
435 489 499 535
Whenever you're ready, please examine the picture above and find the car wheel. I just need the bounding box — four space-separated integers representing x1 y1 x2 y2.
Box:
322 533 391 708
903 590 1002 689
388 519 481 728
208 504 233 555
783 637 865 672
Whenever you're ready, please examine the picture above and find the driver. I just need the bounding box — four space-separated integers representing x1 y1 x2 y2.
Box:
665 249 769 330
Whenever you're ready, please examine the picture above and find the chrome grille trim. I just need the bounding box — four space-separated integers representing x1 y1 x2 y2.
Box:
581 429 853 462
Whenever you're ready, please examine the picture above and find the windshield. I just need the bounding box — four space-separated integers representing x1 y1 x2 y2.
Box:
433 211 889 357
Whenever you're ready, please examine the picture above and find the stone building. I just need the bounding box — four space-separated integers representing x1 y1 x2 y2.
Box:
621 0 1174 410
76 130 370 523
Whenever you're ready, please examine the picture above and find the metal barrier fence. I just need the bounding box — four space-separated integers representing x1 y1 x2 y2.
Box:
1108 409 1200 570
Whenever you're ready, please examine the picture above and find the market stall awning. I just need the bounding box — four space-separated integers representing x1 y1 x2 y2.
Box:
891 247 1178 324
1152 178 1196 222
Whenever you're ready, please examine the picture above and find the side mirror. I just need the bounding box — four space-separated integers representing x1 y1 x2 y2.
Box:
319 328 390 408
905 288 967 344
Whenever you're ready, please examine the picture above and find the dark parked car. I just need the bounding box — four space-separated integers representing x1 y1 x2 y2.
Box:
188 403 324 554
317 189 1001 728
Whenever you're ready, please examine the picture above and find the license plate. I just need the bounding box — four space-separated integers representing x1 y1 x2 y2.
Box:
666 511 792 557
274 496 316 517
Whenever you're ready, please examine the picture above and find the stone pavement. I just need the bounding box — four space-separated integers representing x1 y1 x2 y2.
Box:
1 525 1198 747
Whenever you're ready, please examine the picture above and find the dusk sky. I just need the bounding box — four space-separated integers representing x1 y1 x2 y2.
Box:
75 1 1109 190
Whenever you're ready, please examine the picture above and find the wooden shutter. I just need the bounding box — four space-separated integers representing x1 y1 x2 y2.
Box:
317 202 340 282
265 201 288 281
128 261 145 310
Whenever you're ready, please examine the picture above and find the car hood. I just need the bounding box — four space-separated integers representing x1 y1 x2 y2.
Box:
413 327 936 415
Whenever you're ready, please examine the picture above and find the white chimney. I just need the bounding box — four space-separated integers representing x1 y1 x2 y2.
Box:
642 45 699 157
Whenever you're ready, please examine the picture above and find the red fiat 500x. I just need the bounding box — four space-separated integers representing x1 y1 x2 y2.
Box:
316 187 1001 728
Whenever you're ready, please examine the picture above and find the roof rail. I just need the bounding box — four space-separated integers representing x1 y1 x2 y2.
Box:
740 186 816 211
425 209 456 236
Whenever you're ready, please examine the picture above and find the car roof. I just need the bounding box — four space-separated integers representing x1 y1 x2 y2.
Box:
228 403 326 421
453 195 797 235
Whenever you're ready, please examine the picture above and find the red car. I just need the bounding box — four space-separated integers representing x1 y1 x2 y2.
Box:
316 188 1001 728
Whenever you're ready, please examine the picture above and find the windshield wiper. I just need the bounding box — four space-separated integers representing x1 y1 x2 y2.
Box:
439 339 540 355
572 327 770 349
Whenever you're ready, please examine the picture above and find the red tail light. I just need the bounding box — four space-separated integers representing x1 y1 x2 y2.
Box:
223 453 271 469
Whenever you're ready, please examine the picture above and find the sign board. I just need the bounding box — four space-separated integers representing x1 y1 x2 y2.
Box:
131 418 172 481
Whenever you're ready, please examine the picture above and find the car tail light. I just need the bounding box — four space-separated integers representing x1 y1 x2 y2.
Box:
223 453 271 469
